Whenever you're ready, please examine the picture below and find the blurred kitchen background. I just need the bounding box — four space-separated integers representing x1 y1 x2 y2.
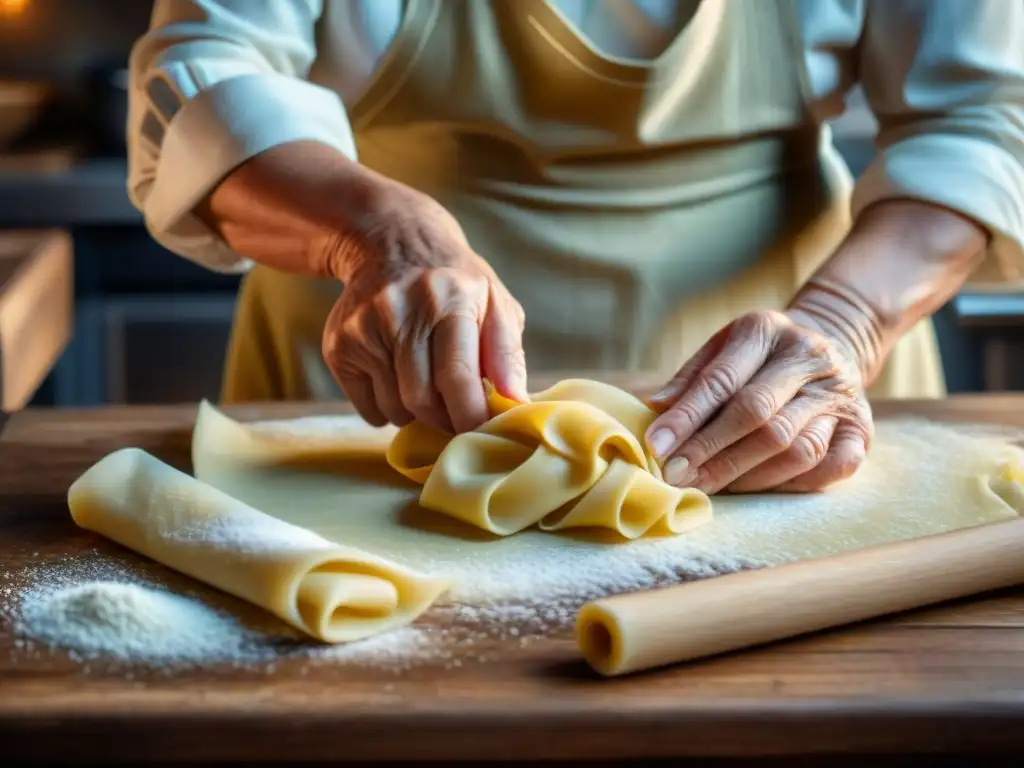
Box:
0 0 1021 409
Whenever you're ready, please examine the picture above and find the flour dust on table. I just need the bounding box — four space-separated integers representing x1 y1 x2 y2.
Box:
26 387 1024 670
194 407 1024 610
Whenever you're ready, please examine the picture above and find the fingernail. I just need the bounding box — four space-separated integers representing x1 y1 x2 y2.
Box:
648 428 676 458
664 457 690 486
648 386 676 405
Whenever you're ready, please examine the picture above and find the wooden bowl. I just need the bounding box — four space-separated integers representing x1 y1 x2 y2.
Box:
0 80 52 150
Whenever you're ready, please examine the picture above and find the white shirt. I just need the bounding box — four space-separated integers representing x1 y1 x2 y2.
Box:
127 0 1024 277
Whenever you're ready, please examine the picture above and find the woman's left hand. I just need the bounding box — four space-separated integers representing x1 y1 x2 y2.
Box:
644 309 873 494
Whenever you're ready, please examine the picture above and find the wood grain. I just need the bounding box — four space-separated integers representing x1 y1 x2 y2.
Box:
2 378 1024 761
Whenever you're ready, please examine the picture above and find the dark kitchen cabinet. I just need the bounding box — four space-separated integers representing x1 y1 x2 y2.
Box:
36 225 241 406
51 293 237 405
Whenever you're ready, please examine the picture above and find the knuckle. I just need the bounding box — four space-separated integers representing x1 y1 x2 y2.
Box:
827 378 860 401
436 356 477 391
835 394 871 421
666 400 703 433
423 268 456 301
446 307 481 325
435 269 486 301
762 412 798 450
321 328 341 361
373 289 405 337
790 428 831 468
734 310 774 342
401 384 437 412
792 331 824 359
699 363 741 402
322 326 354 366
733 386 777 426
378 281 405 312
684 432 717 463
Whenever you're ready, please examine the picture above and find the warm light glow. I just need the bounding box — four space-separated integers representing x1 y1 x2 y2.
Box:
0 0 29 17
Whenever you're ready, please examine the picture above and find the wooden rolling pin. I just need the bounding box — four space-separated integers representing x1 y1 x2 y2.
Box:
576 516 1024 677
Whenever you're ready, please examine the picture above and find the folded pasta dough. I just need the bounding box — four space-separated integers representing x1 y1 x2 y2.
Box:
67 448 451 643
387 379 713 539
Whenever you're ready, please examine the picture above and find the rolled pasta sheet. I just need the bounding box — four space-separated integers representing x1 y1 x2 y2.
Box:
67 448 452 643
387 379 712 539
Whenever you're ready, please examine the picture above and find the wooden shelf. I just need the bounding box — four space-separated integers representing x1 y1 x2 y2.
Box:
0 229 73 410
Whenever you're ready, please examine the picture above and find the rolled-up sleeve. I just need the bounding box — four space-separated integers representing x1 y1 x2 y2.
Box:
127 0 357 273
852 0 1024 281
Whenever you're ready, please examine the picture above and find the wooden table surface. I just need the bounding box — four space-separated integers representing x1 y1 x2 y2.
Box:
3 376 1024 763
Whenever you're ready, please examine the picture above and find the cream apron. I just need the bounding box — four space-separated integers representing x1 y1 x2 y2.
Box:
221 0 945 403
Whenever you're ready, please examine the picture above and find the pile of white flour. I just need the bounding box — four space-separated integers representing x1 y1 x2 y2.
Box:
19 581 250 662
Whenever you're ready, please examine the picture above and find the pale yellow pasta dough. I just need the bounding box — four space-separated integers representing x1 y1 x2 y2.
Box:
191 400 1024 613
66 383 1024 648
386 380 713 538
67 448 451 643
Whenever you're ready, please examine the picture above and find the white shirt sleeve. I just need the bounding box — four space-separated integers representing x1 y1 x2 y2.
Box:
851 0 1024 282
127 0 357 273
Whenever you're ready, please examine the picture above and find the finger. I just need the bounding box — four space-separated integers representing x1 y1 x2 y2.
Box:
722 414 838 493
337 372 388 428
673 392 829 493
646 312 777 460
647 325 729 409
481 292 529 403
322 307 390 428
775 420 868 493
395 332 453 434
432 313 489 433
370 367 415 427
662 354 822 481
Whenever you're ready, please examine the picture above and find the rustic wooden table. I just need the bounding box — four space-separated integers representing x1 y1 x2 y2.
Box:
2 377 1024 763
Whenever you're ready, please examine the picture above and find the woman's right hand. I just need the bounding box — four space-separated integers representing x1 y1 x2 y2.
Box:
321 172 529 435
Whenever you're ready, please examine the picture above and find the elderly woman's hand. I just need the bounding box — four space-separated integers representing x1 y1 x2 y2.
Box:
644 309 873 494
321 172 529 435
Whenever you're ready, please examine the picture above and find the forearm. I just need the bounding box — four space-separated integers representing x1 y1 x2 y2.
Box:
787 199 988 385
195 140 379 280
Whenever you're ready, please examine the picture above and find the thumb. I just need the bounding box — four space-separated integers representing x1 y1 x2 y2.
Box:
647 325 729 409
480 294 529 403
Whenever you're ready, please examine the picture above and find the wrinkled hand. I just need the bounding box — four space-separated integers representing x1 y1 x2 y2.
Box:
644 309 872 494
322 178 528 434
